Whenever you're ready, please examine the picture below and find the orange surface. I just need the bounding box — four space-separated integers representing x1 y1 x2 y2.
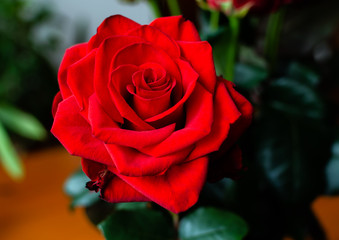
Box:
0 147 103 240
1 147 338 240
312 196 339 240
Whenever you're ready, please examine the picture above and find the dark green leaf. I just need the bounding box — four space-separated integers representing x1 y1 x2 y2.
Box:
115 202 148 210
239 46 267 69
98 209 176 240
0 103 46 140
265 77 324 119
179 207 248 240
287 62 319 87
253 108 330 203
64 169 99 208
0 121 24 180
234 63 268 89
200 178 237 207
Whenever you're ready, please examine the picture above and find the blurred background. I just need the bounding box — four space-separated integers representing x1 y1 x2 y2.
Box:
0 0 339 239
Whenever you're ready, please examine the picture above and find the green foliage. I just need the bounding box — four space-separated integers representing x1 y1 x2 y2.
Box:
0 0 58 126
64 169 100 209
0 103 46 140
0 121 24 180
0 0 56 180
179 207 248 240
234 63 268 89
98 209 176 240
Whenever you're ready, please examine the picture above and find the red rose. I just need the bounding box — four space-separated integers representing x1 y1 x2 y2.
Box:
51 15 252 213
234 0 292 12
207 0 292 13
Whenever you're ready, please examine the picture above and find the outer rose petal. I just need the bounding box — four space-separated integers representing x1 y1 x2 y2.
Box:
58 43 88 99
105 143 193 177
88 15 140 50
51 96 113 166
127 25 180 58
81 159 150 202
67 49 97 115
52 91 62 118
206 81 253 181
178 41 216 93
187 80 241 161
220 80 253 151
150 16 201 41
109 156 209 213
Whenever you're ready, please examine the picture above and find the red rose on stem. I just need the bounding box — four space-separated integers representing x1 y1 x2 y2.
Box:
207 0 292 13
51 15 252 213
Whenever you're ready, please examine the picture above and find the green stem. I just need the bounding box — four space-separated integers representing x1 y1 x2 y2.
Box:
264 7 286 73
167 0 181 16
210 11 220 31
148 0 162 18
224 16 240 82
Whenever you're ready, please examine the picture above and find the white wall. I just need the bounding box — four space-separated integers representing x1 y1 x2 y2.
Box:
30 0 153 66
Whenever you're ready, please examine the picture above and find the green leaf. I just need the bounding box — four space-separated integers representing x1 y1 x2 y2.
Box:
200 178 237 207
326 140 339 194
265 77 324 119
253 108 330 203
115 202 148 211
179 207 248 240
234 63 268 89
0 121 24 180
0 103 46 140
98 209 176 240
239 45 267 69
64 169 100 208
287 62 319 87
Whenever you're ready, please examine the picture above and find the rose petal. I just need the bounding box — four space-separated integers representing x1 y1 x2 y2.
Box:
178 41 216 93
208 145 244 182
128 79 176 120
51 96 113 166
110 64 139 99
58 43 88 99
141 82 213 157
132 70 152 91
139 63 166 86
219 79 253 151
81 158 106 180
81 159 150 202
150 16 201 42
127 25 180 58
94 36 144 124
52 92 62 118
144 59 198 128
67 49 97 115
131 76 173 99
187 80 241 160
106 143 193 177
88 94 176 149
88 15 140 50
112 42 182 82
109 156 209 213
109 65 155 130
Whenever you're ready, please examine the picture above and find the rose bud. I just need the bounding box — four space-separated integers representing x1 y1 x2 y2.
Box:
206 0 292 15
51 15 253 213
